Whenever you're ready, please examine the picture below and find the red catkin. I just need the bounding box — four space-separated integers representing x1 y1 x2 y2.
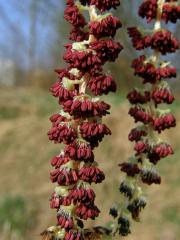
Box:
44 1 123 239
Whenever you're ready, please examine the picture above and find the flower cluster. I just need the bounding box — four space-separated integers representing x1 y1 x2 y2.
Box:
132 55 176 84
113 0 179 236
44 1 122 239
139 0 180 23
128 27 179 54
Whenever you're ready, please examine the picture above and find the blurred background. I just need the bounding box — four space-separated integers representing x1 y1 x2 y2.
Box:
0 1 180 240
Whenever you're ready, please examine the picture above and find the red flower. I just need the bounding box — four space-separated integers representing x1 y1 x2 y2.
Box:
134 141 149 155
132 55 176 83
128 127 147 142
127 27 151 50
49 113 68 123
50 81 76 103
129 106 152 124
152 87 175 105
64 230 82 240
79 164 105 183
132 55 157 83
80 121 111 148
48 113 77 143
69 27 89 42
150 30 179 55
138 0 180 24
57 213 74 230
138 0 157 23
148 143 173 164
48 122 77 144
50 192 61 209
64 1 86 28
50 192 71 208
157 66 176 79
51 154 71 168
63 98 110 119
75 203 100 220
63 43 102 73
119 162 140 177
65 141 94 162
69 187 96 203
153 112 176 133
88 73 117 96
162 4 180 23
50 68 82 102
55 67 82 80
127 89 150 104
90 15 121 39
50 168 78 186
128 28 179 54
90 39 123 63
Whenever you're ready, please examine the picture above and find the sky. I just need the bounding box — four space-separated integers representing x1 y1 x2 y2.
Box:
0 0 179 71
0 0 63 69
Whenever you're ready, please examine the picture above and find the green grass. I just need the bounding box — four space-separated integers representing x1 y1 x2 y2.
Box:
0 106 21 119
0 129 16 152
0 88 57 120
168 99 180 112
0 195 37 236
162 206 180 225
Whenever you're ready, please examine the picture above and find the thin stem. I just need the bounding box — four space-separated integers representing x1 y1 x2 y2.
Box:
148 0 165 134
79 6 97 94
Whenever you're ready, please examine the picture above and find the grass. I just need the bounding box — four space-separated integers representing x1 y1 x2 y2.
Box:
0 195 37 238
0 87 57 120
162 206 180 225
0 106 21 119
0 87 180 240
